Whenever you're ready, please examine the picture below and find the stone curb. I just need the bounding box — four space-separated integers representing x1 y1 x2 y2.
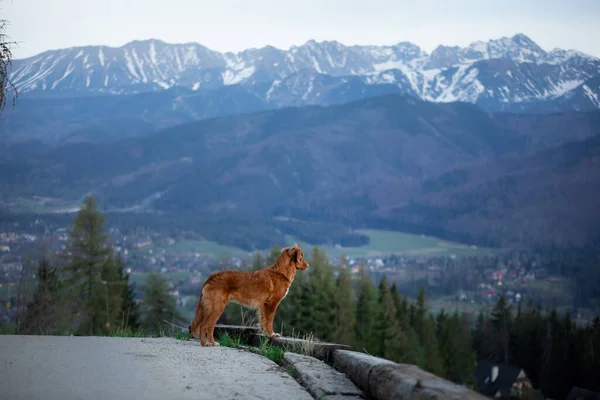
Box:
212 326 487 400
281 352 365 400
213 324 260 344
214 325 353 361
331 350 488 400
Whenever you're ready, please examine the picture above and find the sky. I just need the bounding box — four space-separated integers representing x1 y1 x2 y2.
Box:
3 0 600 59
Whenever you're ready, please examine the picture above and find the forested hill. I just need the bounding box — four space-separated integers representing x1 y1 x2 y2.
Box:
2 94 600 249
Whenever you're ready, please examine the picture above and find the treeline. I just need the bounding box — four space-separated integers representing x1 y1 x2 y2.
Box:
222 246 477 386
224 245 600 398
8 196 186 336
472 296 600 400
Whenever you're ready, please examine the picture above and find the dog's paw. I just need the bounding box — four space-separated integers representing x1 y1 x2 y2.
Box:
206 342 220 347
270 333 281 339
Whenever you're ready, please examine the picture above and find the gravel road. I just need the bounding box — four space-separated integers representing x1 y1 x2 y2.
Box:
0 335 314 400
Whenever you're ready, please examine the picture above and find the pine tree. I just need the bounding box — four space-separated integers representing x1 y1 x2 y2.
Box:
374 276 404 361
98 251 126 333
471 311 486 359
61 195 114 335
390 282 403 319
354 263 379 353
413 286 427 340
390 282 424 366
20 257 69 335
437 310 476 384
333 265 356 346
422 314 446 376
280 269 313 336
306 247 337 342
510 302 545 388
490 293 513 364
115 253 141 332
141 272 179 335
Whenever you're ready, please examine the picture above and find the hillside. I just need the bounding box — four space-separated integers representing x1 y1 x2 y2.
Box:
379 134 600 248
2 94 599 249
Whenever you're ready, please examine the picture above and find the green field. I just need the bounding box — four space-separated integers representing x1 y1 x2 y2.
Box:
151 229 493 259
153 239 250 259
286 229 494 259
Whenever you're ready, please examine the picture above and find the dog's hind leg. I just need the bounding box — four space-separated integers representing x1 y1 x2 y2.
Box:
205 296 228 346
190 295 205 341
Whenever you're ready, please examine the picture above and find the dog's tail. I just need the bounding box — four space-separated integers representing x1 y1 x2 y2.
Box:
189 293 204 338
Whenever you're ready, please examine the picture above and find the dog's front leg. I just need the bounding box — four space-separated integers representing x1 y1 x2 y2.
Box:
259 302 280 338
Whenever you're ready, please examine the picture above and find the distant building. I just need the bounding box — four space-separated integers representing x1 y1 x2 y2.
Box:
475 360 533 399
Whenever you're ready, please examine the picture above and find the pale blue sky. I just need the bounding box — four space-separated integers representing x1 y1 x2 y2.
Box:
3 0 600 59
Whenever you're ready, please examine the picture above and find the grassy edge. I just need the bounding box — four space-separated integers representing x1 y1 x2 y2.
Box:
214 331 285 364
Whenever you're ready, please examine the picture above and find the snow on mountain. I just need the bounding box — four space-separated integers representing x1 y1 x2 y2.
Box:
8 34 600 112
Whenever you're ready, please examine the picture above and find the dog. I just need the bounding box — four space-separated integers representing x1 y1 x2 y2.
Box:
189 244 309 346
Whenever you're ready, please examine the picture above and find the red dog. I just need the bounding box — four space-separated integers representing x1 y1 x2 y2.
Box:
190 244 309 346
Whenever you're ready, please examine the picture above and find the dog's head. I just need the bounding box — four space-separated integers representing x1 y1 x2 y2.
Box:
282 244 309 270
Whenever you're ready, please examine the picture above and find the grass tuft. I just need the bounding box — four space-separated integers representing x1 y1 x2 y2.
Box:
258 336 285 364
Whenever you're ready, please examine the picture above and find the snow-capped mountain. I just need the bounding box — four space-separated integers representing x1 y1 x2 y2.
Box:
9 34 600 112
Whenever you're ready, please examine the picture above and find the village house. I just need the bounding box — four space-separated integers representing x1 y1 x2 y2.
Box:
475 360 533 399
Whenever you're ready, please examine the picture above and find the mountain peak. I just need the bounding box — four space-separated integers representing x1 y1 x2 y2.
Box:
511 33 535 44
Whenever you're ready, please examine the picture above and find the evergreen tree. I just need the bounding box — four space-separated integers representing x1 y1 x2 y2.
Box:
61 196 114 335
20 257 69 335
354 263 379 353
99 251 126 333
490 294 513 364
306 247 337 342
437 310 476 384
471 311 486 359
390 282 403 320
390 282 424 366
510 302 544 388
413 286 427 340
275 268 312 336
374 276 404 361
422 314 446 376
141 272 179 335
333 265 356 346
115 253 141 332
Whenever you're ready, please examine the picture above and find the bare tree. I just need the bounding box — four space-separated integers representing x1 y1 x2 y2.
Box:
0 9 18 113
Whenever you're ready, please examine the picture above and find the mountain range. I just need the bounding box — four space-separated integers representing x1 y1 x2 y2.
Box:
8 33 600 119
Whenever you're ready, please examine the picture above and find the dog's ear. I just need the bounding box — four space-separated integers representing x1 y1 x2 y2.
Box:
286 246 299 262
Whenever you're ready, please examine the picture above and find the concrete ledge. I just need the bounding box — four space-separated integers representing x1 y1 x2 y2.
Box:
211 326 486 400
266 336 353 362
213 324 260 344
213 325 352 361
281 352 365 400
331 350 487 400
